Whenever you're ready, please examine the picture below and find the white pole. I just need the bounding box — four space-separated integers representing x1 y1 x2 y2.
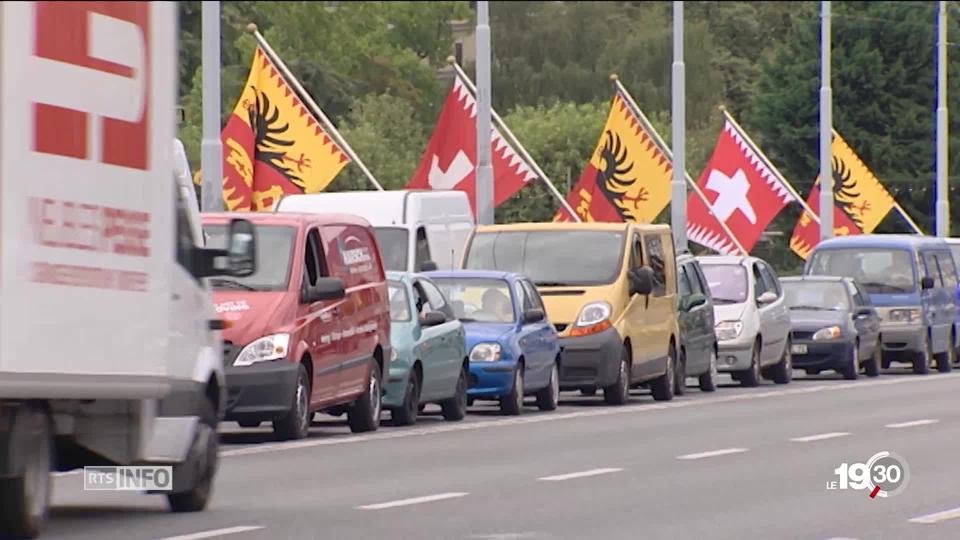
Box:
201 1 223 212
671 1 687 251
937 0 949 237
475 1 494 225
819 1 833 240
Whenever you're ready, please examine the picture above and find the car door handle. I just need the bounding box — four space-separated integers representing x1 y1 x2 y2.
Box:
171 293 180 301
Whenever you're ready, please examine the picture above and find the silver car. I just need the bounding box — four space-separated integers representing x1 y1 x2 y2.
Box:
697 255 793 386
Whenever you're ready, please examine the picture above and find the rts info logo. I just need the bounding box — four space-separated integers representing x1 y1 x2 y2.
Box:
827 451 910 498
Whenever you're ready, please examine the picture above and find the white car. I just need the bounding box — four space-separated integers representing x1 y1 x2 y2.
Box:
696 255 793 386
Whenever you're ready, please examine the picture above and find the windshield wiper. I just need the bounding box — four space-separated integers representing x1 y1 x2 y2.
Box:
210 278 257 292
534 281 569 287
712 297 742 304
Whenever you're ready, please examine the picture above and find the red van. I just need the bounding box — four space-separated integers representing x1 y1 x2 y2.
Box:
201 212 391 440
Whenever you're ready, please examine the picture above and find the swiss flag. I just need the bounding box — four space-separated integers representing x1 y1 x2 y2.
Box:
405 76 538 213
686 119 796 255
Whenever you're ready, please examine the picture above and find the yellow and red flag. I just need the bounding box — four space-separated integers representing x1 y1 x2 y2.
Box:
221 46 350 211
555 89 672 223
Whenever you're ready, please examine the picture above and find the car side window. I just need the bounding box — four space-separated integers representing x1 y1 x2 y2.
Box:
853 282 873 306
846 281 863 306
513 281 530 312
752 264 769 299
685 263 705 295
418 279 454 320
412 281 430 315
303 229 325 288
759 263 781 297
643 234 666 297
174 188 194 274
936 251 958 288
631 233 643 269
521 280 545 312
677 265 693 297
414 226 432 270
923 251 944 287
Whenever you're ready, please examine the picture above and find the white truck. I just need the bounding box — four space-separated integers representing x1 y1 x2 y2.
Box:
0 3 256 538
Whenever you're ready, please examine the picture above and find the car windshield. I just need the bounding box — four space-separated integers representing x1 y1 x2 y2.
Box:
431 278 515 323
388 280 411 322
463 230 624 286
701 264 748 304
374 227 408 272
807 248 916 294
783 281 850 311
203 224 296 291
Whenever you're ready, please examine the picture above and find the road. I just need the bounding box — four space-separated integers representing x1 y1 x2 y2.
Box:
40 368 960 540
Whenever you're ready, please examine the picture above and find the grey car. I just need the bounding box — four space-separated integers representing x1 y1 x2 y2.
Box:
780 276 882 379
676 252 719 393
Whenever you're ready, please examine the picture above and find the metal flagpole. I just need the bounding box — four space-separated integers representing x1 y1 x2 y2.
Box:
201 1 224 212
718 106 820 224
937 0 949 237
247 24 384 191
450 61 580 222
475 1 494 225
671 0 687 252
819 1 833 240
613 77 747 255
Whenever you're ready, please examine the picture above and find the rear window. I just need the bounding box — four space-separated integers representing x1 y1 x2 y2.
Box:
701 264 748 305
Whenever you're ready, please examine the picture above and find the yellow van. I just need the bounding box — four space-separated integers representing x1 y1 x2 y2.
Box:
461 222 680 404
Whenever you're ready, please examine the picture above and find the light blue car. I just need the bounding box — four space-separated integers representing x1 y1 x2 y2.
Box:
382 271 469 426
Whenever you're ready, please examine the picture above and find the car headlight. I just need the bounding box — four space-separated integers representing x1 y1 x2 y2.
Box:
571 301 612 337
888 308 922 324
234 333 290 367
812 326 842 341
715 321 743 341
470 342 502 362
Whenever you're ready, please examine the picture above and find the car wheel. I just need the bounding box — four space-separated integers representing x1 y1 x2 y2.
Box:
440 366 468 421
739 343 761 387
770 340 793 385
650 344 676 401
500 364 524 416
913 335 932 375
391 371 421 427
536 362 560 411
937 338 954 373
167 398 218 513
673 349 687 396
865 341 882 378
603 347 631 405
272 364 311 441
347 360 383 433
842 340 860 380
699 347 719 392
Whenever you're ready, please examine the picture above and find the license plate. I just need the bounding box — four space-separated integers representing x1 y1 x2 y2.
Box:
791 344 808 355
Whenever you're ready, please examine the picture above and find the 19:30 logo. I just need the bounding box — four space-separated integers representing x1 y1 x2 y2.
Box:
828 451 910 498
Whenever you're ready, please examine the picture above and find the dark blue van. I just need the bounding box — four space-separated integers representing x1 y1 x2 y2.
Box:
805 234 959 374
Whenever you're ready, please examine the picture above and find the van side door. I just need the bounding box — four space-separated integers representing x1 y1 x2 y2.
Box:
301 227 342 406
170 187 209 387
623 232 653 376
637 232 673 379
934 250 960 349
921 250 950 352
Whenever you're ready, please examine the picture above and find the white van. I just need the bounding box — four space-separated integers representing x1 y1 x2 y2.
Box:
276 190 475 272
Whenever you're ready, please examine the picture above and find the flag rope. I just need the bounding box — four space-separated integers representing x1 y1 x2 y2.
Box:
247 24 384 191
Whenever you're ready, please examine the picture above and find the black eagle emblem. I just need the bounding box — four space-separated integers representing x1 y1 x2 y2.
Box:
830 156 867 229
244 87 306 189
596 130 648 218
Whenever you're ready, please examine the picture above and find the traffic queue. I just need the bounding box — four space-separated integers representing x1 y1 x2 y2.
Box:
204 189 960 440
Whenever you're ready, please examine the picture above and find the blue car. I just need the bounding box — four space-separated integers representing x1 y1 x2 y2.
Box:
426 270 561 415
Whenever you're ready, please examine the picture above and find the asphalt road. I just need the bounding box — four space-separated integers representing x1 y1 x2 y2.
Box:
39 368 960 540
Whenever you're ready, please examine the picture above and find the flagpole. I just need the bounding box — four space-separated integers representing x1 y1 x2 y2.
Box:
671 0 687 252
819 0 833 240
936 0 949 237
247 24 384 191
718 106 820 224
449 60 581 222
613 77 747 256
200 1 223 212
475 1 494 225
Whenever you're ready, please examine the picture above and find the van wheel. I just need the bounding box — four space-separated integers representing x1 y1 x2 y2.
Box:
603 347 631 405
440 366 468 421
841 341 860 380
348 360 383 433
914 337 932 375
273 364 311 440
739 344 761 387
673 349 687 396
699 347 719 392
168 399 218 513
0 404 52 540
936 340 954 373
391 371 421 427
500 365 525 416
650 345 676 401
536 362 560 411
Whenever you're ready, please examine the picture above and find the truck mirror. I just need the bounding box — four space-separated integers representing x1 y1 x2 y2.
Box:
226 219 257 277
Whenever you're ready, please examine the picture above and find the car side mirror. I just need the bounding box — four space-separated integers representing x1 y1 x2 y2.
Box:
303 277 346 303
419 260 438 272
681 292 707 312
629 267 654 296
522 308 545 324
757 291 777 304
921 276 935 290
419 310 446 327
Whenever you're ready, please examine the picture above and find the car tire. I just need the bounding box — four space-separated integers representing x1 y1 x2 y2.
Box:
500 364 525 416
536 362 560 411
770 340 793 385
699 347 719 392
865 342 882 378
167 398 218 513
0 404 52 540
347 360 383 433
673 349 687 396
842 341 860 380
739 343 761 387
937 338 954 373
391 370 421 427
603 347 631 405
650 344 676 402
440 366 468 421
272 364 311 441
914 336 932 375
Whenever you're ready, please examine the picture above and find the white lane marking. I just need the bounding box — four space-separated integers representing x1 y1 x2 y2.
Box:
220 372 960 458
908 507 960 524
357 492 469 510
52 471 81 477
790 432 850 442
155 526 265 540
537 468 623 481
886 418 939 429
676 448 749 460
